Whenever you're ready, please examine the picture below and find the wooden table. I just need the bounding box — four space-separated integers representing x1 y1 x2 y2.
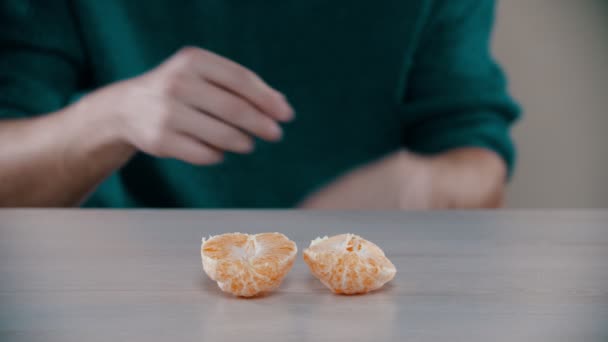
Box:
1 210 607 342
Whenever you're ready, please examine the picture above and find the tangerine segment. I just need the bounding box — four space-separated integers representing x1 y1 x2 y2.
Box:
303 234 396 295
201 232 297 297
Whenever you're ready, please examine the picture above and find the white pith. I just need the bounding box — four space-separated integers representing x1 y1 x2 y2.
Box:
201 232 297 297
304 233 396 294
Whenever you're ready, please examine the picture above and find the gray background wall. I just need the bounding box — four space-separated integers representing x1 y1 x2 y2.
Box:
493 0 608 208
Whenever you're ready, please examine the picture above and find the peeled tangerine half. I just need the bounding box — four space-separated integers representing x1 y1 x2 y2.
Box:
303 234 396 295
201 232 297 297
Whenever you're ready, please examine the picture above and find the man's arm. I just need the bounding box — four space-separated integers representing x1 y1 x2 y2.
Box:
301 0 518 209
1 2 292 206
426 148 505 208
0 47 293 207
0 0 103 206
299 148 505 210
0 104 134 207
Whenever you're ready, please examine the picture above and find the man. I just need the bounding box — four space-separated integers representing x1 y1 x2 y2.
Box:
0 0 519 208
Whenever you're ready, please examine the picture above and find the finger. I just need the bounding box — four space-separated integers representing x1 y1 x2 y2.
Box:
169 101 255 154
178 80 283 142
155 133 224 165
177 47 294 122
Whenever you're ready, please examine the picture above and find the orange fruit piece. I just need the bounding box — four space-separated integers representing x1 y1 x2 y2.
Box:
201 232 297 297
303 234 396 295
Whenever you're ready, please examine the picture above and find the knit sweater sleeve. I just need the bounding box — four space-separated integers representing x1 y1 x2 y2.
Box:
0 0 85 118
401 0 521 175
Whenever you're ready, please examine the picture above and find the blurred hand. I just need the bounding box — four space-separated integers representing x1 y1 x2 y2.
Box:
82 47 293 165
0 46 295 206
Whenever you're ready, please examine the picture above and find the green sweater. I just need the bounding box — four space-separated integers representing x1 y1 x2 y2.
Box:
0 0 519 208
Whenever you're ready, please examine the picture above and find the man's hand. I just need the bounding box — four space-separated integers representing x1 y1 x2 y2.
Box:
299 148 507 210
0 47 292 206
82 47 293 165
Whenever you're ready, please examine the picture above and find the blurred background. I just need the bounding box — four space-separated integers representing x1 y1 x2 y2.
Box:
494 0 608 208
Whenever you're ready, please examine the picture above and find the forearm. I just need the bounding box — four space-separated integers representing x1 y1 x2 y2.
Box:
299 148 507 210
0 100 134 207
299 152 408 209
425 148 506 209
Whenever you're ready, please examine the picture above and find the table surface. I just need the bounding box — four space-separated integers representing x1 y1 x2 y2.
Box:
1 210 607 342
